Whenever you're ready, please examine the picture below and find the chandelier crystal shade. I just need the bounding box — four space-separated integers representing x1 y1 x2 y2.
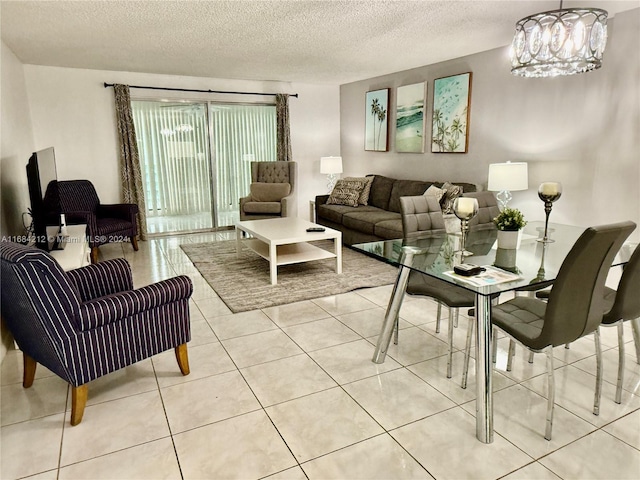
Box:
510 6 608 78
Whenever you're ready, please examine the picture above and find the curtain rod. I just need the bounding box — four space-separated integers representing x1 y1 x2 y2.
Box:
103 82 298 98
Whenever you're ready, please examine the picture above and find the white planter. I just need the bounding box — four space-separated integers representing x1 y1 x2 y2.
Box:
497 230 521 249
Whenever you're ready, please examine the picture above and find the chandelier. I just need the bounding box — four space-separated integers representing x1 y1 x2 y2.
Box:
510 2 608 78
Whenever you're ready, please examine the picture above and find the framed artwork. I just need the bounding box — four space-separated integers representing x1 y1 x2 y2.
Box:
365 88 389 151
431 72 472 153
395 82 426 153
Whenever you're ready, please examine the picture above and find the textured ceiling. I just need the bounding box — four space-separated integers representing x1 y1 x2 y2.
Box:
1 0 638 85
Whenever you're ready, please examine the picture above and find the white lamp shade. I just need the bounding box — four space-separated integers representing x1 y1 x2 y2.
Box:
487 162 528 191
320 156 343 174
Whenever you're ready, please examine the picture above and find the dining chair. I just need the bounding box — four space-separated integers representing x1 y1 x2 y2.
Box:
489 221 636 440
596 243 640 406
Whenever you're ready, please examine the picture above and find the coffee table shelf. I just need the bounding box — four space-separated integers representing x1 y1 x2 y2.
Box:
245 239 336 266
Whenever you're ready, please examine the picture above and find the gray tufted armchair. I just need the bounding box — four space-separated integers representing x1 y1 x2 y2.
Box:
239 161 297 221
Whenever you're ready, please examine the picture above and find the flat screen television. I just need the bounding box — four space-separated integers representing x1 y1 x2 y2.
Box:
26 147 60 250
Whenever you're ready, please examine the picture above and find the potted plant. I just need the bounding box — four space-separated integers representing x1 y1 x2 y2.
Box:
494 207 527 249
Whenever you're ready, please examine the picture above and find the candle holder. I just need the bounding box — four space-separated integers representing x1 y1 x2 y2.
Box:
537 182 562 243
453 197 479 257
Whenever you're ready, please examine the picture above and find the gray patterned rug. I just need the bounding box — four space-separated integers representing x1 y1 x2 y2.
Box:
180 240 398 313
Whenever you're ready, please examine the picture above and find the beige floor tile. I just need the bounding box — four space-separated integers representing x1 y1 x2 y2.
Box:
241 354 337 406
390 407 533 480
472 384 596 459
262 300 332 327
60 391 170 466
369 326 449 366
336 306 410 338
354 284 394 307
0 349 56 386
152 341 235 388
207 309 278 340
308 339 402 385
408 352 516 405
0 413 64 480
174 410 296 478
501 462 561 480
311 291 378 316
491 337 565 383
84 359 157 406
193 296 232 317
222 329 303 368
264 466 308 479
161 370 260 433
21 470 59 480
343 368 456 430
572 348 640 397
282 317 360 351
187 318 220 347
58 437 181 479
302 433 433 479
266 387 384 462
602 409 640 449
1 375 68 426
522 364 640 427
398 296 440 326
539 430 640 479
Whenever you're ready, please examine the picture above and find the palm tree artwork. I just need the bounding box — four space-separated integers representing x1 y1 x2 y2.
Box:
365 89 389 151
431 73 472 153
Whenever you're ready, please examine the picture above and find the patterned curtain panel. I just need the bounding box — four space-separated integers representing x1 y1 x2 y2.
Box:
276 94 292 162
113 84 147 240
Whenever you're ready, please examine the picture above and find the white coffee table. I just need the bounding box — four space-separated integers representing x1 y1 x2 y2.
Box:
235 217 342 285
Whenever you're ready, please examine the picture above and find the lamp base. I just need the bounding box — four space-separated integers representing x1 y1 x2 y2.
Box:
326 174 338 193
496 190 512 211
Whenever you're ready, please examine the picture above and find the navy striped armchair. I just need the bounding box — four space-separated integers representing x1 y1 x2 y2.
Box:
0 242 193 425
57 180 139 263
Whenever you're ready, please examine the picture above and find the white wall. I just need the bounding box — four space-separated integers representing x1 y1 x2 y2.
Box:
340 9 640 240
23 66 340 221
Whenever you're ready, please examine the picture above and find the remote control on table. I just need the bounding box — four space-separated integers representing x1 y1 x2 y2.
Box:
306 227 325 232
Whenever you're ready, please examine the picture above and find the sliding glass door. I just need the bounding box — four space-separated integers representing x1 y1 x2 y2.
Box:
132 100 276 234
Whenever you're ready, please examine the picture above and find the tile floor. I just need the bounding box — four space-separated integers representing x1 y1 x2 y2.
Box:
2 232 640 480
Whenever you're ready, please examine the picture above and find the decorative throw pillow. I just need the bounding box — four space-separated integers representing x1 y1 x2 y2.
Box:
250 182 291 202
344 176 374 205
441 181 463 214
423 185 445 204
326 179 366 207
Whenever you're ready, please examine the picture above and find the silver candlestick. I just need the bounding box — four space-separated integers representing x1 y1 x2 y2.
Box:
537 182 562 243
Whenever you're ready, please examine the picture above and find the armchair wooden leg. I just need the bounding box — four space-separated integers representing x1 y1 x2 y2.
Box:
71 384 88 426
23 353 36 388
175 343 190 375
131 236 139 251
90 247 99 264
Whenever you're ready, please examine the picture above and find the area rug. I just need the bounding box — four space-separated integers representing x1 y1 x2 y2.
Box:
180 240 398 313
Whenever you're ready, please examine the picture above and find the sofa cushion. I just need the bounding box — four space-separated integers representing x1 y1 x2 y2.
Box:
374 219 403 239
368 175 396 210
344 176 374 205
317 204 380 225
250 182 290 202
388 180 433 213
327 179 366 207
343 211 401 236
243 201 282 214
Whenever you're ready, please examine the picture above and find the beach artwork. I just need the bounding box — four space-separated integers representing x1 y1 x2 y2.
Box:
431 72 472 153
365 88 389 151
395 82 426 153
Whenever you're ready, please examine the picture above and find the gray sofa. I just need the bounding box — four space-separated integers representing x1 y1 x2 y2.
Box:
315 174 477 245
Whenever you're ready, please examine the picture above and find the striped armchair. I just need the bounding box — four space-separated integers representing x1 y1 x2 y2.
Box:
57 180 139 263
0 242 192 425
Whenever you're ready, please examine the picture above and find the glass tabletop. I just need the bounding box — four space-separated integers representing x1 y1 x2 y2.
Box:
353 221 633 297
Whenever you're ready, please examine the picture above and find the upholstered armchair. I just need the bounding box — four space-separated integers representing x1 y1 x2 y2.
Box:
0 242 193 425
57 180 139 263
239 161 297 221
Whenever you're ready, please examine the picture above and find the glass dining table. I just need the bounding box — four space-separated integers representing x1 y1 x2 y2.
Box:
352 221 634 444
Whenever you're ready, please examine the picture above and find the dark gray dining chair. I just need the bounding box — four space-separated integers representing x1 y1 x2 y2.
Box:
597 243 640 406
489 221 636 440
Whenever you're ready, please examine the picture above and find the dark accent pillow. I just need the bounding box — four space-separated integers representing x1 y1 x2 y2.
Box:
326 179 366 207
344 176 373 205
441 181 464 214
368 175 396 210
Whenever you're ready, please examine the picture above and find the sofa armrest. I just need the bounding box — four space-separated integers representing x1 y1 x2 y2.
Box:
66 258 133 302
77 275 193 331
280 194 296 217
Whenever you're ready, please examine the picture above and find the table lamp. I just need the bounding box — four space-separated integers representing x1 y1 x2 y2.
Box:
320 156 343 193
487 162 528 210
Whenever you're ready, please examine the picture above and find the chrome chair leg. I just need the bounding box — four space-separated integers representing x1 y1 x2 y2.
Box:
507 339 515 372
594 328 603 416
616 321 625 404
435 302 442 334
632 317 640 365
461 317 474 389
492 329 498 363
544 346 555 441
454 307 459 328
447 308 456 378
528 351 534 363
393 312 400 345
